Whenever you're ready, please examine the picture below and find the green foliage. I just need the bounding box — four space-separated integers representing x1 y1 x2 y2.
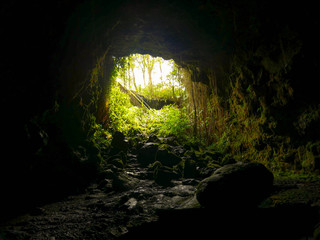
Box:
140 82 185 101
202 56 320 174
149 161 162 178
108 84 133 132
90 121 112 150
107 83 192 143
114 54 185 102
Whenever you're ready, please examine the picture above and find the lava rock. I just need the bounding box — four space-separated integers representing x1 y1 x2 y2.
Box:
155 166 180 186
137 142 158 166
156 145 181 167
122 198 143 213
147 134 160 143
314 223 320 240
196 162 274 209
111 131 129 153
112 173 139 192
108 157 124 169
183 159 197 178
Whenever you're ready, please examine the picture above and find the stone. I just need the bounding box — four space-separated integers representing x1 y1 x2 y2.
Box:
137 142 158 167
196 162 274 209
156 145 181 167
182 178 199 186
123 197 143 213
111 131 129 153
183 159 197 178
124 197 138 210
112 173 139 192
147 134 160 143
155 166 179 186
314 223 320 240
170 145 186 157
108 157 124 169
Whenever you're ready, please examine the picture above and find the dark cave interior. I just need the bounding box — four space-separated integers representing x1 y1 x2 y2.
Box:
1 0 320 239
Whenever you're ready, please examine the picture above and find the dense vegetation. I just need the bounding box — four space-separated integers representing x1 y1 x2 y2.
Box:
85 53 320 176
114 54 186 101
108 84 191 142
180 59 320 175
88 55 196 151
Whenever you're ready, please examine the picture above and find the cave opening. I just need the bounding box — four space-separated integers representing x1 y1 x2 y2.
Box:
107 53 193 144
2 0 320 238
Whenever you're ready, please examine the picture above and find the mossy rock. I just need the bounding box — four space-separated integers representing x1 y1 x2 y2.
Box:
155 166 179 186
112 172 139 191
137 142 159 166
196 162 274 209
183 159 197 178
108 158 124 169
147 134 161 143
156 145 181 167
111 131 129 153
221 154 236 166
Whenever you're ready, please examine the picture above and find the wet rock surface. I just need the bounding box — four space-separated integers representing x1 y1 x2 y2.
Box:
196 162 274 208
0 151 199 240
1 145 320 239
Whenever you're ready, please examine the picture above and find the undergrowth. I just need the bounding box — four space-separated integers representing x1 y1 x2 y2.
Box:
201 56 320 175
85 51 320 176
107 84 192 143
87 82 193 150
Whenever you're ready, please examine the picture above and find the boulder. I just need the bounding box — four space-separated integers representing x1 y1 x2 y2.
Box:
149 161 179 185
112 172 139 191
156 144 181 167
196 162 274 208
147 134 161 143
137 142 158 166
154 166 180 186
183 159 197 178
111 131 129 153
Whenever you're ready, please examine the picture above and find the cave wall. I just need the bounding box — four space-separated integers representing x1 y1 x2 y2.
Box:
56 0 233 111
1 0 320 216
55 0 320 172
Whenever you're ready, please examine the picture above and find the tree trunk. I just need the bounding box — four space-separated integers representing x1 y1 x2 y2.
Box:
192 82 197 136
148 70 153 95
131 66 138 91
159 60 163 81
146 54 155 95
142 70 146 87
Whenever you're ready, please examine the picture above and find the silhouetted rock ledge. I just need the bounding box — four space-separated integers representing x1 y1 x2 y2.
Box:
196 162 274 208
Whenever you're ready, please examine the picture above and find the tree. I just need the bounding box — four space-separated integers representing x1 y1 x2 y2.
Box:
166 60 182 99
128 55 138 91
116 57 129 88
137 54 147 87
157 57 163 82
145 54 156 95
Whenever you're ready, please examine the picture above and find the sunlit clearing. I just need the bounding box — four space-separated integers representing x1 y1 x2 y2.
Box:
132 54 173 88
113 54 185 97
108 54 191 142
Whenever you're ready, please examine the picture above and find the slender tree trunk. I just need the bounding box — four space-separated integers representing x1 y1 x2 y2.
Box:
137 54 147 88
191 82 197 136
172 85 175 98
131 67 138 91
148 70 153 94
146 54 155 95
159 60 163 81
142 70 146 87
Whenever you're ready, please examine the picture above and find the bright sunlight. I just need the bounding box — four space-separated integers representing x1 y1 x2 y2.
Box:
108 54 191 142
113 54 185 99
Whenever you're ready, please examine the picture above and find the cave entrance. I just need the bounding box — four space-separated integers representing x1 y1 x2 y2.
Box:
108 54 192 142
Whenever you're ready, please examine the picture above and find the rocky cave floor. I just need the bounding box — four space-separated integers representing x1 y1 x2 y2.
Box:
2 150 320 240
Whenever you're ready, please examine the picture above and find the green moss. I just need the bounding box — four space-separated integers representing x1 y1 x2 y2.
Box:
149 161 162 179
